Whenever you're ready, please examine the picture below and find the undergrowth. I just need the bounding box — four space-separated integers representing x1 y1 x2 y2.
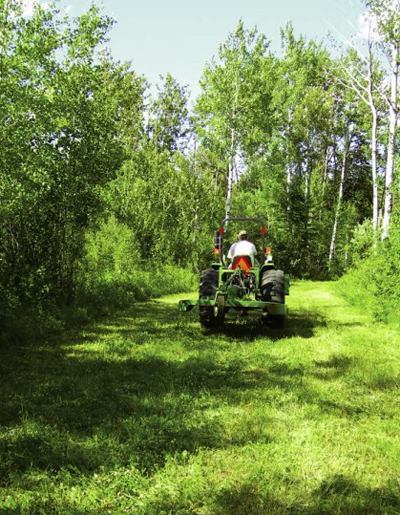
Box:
0 265 196 346
337 213 400 325
1 218 197 345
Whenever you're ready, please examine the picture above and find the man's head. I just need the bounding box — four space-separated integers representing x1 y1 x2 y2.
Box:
238 229 248 241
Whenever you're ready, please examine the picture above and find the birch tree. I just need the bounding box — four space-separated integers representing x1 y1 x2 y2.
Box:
329 131 352 264
366 0 400 240
195 21 269 221
337 41 382 237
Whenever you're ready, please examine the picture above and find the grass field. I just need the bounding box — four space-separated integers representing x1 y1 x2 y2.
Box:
0 282 399 514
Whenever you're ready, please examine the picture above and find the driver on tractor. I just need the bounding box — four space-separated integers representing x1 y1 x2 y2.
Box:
227 229 258 268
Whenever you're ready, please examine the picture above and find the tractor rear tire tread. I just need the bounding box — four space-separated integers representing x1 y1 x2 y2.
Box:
261 269 285 304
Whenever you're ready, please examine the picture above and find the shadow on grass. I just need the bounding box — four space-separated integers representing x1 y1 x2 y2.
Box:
317 399 368 417
210 474 399 515
0 298 302 482
312 355 354 380
310 474 400 515
0 343 295 479
198 310 328 342
0 298 394 506
65 301 327 345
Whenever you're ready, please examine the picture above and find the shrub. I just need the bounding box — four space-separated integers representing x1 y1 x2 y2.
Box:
79 217 197 312
337 213 400 324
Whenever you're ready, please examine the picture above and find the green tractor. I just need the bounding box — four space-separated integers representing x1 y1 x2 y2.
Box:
178 217 289 328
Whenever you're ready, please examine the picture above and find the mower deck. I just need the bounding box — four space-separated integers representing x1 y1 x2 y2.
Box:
178 297 287 314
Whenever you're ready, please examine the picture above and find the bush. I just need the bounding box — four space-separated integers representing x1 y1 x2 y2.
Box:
345 218 375 267
78 217 197 312
1 217 197 345
337 213 400 324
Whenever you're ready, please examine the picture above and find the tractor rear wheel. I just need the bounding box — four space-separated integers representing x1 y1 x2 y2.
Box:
199 269 224 328
261 269 285 328
261 269 285 303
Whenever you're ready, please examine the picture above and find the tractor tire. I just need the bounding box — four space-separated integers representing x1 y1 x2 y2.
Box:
199 269 224 328
261 269 285 328
261 269 285 303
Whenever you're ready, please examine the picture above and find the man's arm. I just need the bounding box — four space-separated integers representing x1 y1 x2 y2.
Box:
227 242 237 260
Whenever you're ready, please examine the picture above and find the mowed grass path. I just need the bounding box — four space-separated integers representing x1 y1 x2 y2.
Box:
0 282 399 514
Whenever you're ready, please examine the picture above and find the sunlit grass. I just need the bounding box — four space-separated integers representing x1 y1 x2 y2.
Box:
0 282 399 514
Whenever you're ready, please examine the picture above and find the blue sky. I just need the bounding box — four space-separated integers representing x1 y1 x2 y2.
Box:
55 0 366 99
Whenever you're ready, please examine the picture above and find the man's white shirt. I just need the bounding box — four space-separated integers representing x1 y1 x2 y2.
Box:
227 240 257 266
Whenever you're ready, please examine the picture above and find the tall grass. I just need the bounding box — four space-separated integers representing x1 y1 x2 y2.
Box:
79 216 197 311
0 217 197 345
79 264 197 311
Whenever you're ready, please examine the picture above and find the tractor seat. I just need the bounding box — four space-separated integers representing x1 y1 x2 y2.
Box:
232 255 253 271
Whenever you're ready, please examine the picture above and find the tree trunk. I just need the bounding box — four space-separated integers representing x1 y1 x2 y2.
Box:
339 33 382 241
192 141 199 245
371 106 379 238
329 135 350 264
225 76 239 224
365 41 380 240
382 41 398 241
225 127 235 221
286 107 293 213
304 156 311 246
320 146 330 221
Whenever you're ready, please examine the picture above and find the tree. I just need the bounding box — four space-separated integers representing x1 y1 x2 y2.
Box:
0 2 141 304
337 42 384 239
195 20 271 221
366 0 399 240
147 73 191 153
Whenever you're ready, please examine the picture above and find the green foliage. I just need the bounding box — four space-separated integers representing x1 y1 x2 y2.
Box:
0 2 140 310
346 218 375 265
338 212 400 324
79 216 196 310
83 216 141 281
0 4 397 341
80 263 196 311
147 73 191 152
107 147 219 272
195 21 273 160
194 21 377 281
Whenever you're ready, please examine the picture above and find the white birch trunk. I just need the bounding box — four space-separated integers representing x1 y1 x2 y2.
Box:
303 156 311 244
366 41 380 238
225 77 239 222
320 147 330 221
381 41 398 240
329 136 349 263
225 127 235 221
192 141 199 245
286 107 293 213
339 37 380 241
371 106 379 236
304 157 311 205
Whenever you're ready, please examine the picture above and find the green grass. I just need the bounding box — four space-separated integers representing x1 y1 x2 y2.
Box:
0 282 399 514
